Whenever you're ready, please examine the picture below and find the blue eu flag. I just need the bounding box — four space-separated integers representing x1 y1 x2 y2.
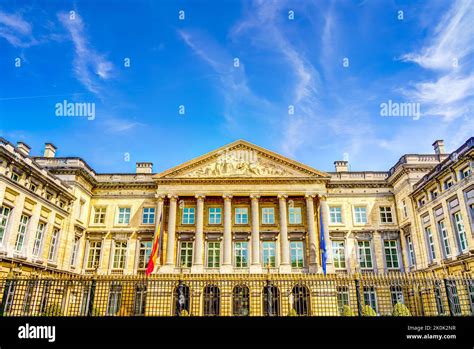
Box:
320 208 327 275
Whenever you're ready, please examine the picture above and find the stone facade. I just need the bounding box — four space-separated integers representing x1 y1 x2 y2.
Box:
0 137 472 278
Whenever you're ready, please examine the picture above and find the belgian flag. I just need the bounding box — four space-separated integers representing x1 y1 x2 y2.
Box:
146 209 164 276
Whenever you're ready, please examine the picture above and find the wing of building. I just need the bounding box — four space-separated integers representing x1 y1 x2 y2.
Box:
0 137 473 277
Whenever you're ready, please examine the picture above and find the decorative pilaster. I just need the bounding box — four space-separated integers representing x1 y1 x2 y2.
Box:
221 194 233 273
278 194 290 273
250 194 262 273
162 194 178 273
305 194 319 273
192 194 205 273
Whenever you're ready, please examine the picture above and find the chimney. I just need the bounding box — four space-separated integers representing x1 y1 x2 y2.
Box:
136 162 153 174
44 143 57 158
334 160 349 172
16 142 31 156
432 140 445 155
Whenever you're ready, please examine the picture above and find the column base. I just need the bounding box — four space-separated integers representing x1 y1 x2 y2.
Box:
158 265 176 274
220 264 233 274
249 265 262 274
279 264 292 274
324 263 335 274
308 263 319 274
191 265 204 274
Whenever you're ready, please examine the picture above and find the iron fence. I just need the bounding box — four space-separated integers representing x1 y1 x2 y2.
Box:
0 273 473 316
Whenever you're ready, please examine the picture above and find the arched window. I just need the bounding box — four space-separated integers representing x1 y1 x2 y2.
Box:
233 285 250 316
203 285 220 316
173 282 190 316
263 283 280 316
292 284 310 316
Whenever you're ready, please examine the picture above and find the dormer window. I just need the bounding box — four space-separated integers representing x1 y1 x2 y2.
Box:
10 172 19 182
459 166 471 180
30 183 37 192
418 197 426 208
443 178 453 190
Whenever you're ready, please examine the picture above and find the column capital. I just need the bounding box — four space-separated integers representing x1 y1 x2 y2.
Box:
155 194 166 201
222 194 233 200
277 193 288 200
318 194 328 201
305 193 317 200
195 194 206 200
167 194 179 201
249 193 261 200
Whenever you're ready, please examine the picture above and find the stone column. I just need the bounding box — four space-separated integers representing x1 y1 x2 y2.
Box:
221 194 233 273
278 194 291 273
305 194 319 273
151 194 165 273
319 196 334 273
250 194 262 273
192 194 205 273
162 194 178 273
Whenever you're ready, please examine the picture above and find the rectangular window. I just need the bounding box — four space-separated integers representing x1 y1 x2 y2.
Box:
235 207 249 224
182 207 195 225
406 235 415 267
262 207 275 224
179 241 193 267
107 283 122 316
357 241 373 270
354 206 367 224
290 241 304 268
87 241 102 269
208 207 222 225
437 220 451 258
93 207 106 224
262 241 276 267
48 228 60 261
434 284 445 315
70 236 80 267
363 286 377 312
113 241 127 269
390 285 404 305
0 206 11 244
332 240 346 269
142 207 155 224
329 207 342 224
138 241 152 269
430 190 438 200
32 222 46 257
117 207 131 225
384 240 399 269
234 241 248 268
288 207 302 224
379 206 393 223
337 286 350 315
401 200 408 218
453 212 468 252
425 226 436 262
15 214 29 252
445 280 462 315
467 281 474 315
206 241 220 268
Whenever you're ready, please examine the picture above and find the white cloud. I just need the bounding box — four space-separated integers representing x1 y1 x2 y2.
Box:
0 10 38 47
58 12 114 96
400 0 474 121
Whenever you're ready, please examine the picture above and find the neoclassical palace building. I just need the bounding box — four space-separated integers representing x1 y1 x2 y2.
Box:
0 137 473 278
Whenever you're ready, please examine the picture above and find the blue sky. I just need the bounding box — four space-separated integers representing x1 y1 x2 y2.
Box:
0 0 473 173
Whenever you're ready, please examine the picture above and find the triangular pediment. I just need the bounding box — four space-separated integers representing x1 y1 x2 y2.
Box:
155 140 330 180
